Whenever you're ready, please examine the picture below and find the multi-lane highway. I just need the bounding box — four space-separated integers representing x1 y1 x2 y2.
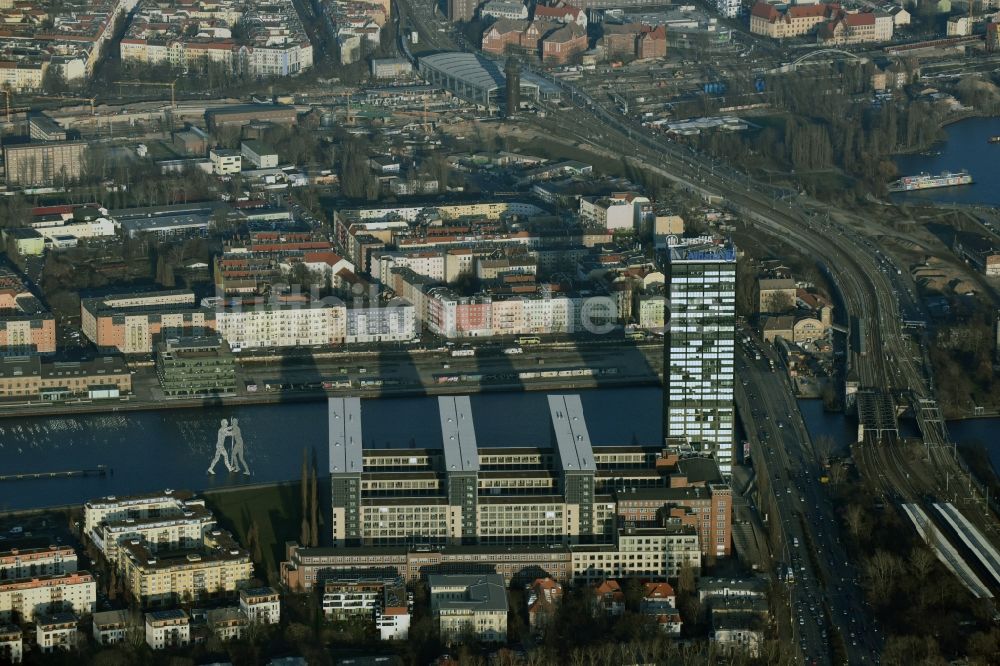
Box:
738 343 881 665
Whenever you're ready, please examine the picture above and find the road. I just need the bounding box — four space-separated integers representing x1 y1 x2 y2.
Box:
737 344 881 665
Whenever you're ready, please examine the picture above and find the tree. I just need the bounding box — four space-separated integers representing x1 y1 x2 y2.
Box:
845 504 868 540
864 549 903 601
309 458 319 548
42 64 69 94
300 449 311 546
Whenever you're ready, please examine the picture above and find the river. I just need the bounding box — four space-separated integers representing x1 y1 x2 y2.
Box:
891 116 1000 206
0 391 996 512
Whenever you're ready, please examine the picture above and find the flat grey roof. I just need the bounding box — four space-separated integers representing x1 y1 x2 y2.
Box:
548 394 596 472
439 395 479 473
330 397 363 476
428 573 508 612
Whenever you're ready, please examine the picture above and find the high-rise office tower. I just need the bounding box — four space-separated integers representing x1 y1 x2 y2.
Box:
664 240 737 475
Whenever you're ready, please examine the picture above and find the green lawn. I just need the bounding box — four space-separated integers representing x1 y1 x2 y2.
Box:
203 482 307 585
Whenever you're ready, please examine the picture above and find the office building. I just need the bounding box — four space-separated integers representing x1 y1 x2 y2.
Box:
3 141 88 187
0 356 131 400
144 609 190 649
665 240 737 474
0 572 95 622
28 115 67 142
210 149 242 175
241 141 279 169
0 546 77 579
327 395 724 547
239 587 281 625
35 613 80 653
155 336 237 397
429 574 508 642
92 610 129 645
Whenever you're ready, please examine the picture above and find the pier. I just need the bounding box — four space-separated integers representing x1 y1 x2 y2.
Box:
0 465 110 482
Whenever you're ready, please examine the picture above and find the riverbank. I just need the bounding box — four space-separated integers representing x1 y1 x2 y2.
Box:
0 373 662 419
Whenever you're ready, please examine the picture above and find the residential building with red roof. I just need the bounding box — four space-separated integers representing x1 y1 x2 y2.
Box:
532 3 587 28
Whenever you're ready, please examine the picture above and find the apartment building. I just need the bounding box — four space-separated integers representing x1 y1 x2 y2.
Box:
92 610 129 645
0 572 96 622
213 302 347 349
579 192 649 231
239 587 281 625
35 613 80 653
376 583 410 640
345 299 416 343
81 291 216 355
425 288 615 339
322 576 401 618
90 502 216 563
0 546 77 580
0 624 21 663
144 609 190 649
0 266 55 357
430 574 508 643
121 0 312 77
205 607 247 641
84 489 197 537
118 532 253 606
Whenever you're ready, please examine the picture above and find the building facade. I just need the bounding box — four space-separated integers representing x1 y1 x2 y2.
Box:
0 573 96 623
3 142 88 187
665 241 736 475
155 336 237 397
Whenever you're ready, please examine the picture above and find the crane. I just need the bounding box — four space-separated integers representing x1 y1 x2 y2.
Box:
114 80 177 107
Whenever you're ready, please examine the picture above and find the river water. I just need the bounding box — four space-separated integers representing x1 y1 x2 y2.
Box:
892 116 1000 206
0 391 995 512
0 389 665 512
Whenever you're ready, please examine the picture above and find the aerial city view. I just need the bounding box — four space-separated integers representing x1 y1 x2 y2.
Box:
2 0 1000 663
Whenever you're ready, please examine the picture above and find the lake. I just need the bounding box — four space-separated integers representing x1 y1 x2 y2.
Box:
892 116 1000 206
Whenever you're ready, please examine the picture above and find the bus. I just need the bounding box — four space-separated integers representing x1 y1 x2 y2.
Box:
517 336 541 345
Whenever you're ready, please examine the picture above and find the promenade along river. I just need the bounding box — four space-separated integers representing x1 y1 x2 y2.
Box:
1 390 997 512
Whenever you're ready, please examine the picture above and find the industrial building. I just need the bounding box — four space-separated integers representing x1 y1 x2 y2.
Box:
418 52 560 113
